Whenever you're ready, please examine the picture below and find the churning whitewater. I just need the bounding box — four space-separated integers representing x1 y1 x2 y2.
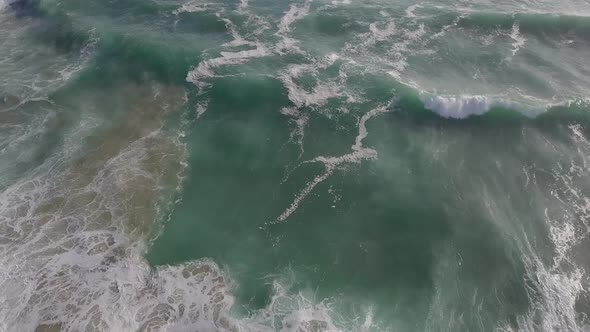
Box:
1 0 590 331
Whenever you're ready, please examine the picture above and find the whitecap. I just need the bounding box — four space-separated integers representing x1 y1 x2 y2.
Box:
421 94 543 119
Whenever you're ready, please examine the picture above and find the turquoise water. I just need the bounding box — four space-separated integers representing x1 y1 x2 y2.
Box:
1 0 590 331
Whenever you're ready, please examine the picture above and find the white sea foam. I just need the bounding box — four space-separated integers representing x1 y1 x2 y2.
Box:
186 14 270 92
280 107 309 159
173 0 211 14
422 95 496 118
405 4 420 18
388 22 426 75
510 22 527 56
505 124 590 332
186 42 269 88
196 100 208 118
546 124 590 263
238 0 248 12
431 13 465 39
277 0 312 35
273 105 388 223
184 12 273 121
278 53 357 110
344 18 427 79
0 128 193 331
275 0 312 54
280 72 334 108
221 17 252 47
228 0 271 35
282 75 342 108
0 165 354 331
516 242 586 332
368 21 397 41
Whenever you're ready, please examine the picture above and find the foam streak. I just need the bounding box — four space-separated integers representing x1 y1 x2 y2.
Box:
273 105 388 223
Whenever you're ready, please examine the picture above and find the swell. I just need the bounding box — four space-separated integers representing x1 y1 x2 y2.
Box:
394 88 590 124
2 1 590 331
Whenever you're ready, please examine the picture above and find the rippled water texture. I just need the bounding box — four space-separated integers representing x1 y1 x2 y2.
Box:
1 0 590 331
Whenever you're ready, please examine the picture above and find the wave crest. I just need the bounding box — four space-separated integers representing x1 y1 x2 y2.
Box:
421 94 543 119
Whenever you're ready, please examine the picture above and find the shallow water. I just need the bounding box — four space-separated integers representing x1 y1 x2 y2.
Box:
1 0 590 331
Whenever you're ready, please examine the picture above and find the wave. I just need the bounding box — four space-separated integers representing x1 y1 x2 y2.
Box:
419 94 544 119
0 80 374 331
393 83 590 120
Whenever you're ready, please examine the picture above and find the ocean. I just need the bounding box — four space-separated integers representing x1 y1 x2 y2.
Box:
1 0 590 331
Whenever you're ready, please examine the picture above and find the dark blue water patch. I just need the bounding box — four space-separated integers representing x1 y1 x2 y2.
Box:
56 34 202 90
6 0 41 17
4 0 90 54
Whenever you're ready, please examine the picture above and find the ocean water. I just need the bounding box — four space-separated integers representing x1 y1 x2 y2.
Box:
1 0 590 331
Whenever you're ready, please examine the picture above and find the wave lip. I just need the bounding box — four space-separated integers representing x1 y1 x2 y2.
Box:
421 94 543 119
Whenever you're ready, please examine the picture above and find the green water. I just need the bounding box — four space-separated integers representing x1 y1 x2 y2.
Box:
1 0 590 331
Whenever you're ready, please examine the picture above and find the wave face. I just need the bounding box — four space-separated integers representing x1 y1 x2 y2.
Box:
1 0 590 331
